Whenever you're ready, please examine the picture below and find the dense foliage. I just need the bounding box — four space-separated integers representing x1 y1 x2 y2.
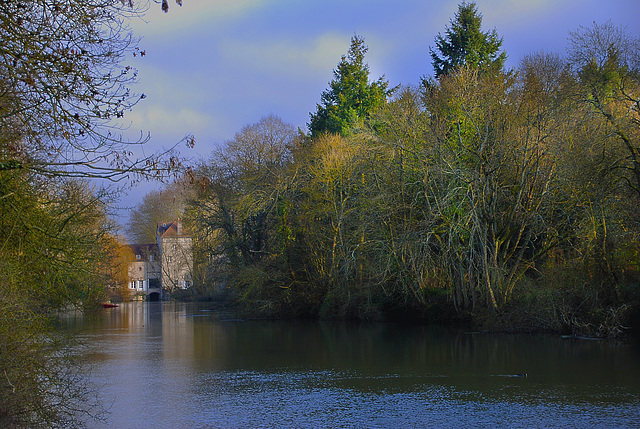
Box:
0 174 115 426
0 1 183 426
181 14 640 339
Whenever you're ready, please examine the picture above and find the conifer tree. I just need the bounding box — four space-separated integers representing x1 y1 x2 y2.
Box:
430 2 507 78
309 35 393 138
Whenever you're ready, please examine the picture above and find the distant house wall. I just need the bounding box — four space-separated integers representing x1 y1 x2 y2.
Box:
157 219 193 292
159 235 193 291
127 243 161 299
127 219 193 299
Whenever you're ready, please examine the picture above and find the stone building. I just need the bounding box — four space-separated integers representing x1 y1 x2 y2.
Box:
157 219 193 292
127 219 192 300
127 243 161 300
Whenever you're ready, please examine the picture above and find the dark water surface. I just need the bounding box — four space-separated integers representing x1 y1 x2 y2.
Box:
64 301 640 428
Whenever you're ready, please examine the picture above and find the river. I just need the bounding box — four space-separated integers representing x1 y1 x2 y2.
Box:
64 301 640 428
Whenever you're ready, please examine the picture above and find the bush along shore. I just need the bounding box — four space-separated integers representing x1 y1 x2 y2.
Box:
132 6 640 340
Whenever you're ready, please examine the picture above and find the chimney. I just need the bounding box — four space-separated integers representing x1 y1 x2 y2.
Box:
177 218 182 235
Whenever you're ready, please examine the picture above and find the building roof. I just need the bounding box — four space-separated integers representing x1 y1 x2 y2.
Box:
157 219 190 238
127 243 159 262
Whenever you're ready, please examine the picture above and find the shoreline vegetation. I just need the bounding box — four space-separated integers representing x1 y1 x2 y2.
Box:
149 5 640 341
169 282 639 341
121 3 639 342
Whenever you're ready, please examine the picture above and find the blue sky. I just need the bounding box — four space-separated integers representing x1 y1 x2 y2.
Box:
115 0 640 218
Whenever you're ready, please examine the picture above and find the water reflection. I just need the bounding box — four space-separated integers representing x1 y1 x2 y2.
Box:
64 302 640 428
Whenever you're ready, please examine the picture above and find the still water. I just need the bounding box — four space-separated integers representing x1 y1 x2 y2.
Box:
65 301 640 428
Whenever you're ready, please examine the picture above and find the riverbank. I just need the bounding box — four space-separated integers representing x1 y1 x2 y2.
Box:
169 278 640 341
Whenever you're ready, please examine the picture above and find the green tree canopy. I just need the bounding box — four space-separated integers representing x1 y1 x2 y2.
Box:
429 2 507 78
308 35 393 138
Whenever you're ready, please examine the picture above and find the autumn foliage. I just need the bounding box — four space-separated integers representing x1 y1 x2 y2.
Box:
182 17 640 338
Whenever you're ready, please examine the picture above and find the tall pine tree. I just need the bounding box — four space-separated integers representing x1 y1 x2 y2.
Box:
430 2 507 78
309 35 393 138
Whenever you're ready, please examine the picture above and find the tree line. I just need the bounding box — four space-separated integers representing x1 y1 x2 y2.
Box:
159 3 640 338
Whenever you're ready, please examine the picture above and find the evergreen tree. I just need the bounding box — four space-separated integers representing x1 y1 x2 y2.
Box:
308 35 393 138
430 2 507 78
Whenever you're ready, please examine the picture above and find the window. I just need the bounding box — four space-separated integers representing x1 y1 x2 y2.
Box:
167 256 172 263
136 254 141 260
149 254 154 262
172 244 177 250
138 267 142 271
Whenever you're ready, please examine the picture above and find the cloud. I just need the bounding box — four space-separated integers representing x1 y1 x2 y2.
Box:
122 105 211 149
120 65 216 142
131 0 266 37
219 32 356 79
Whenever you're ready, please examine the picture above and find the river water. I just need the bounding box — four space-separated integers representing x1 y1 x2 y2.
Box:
64 301 640 428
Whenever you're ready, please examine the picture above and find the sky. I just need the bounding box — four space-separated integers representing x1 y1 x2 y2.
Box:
113 0 640 222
